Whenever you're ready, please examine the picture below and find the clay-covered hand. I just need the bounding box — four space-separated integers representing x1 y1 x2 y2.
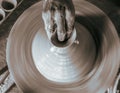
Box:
42 0 75 42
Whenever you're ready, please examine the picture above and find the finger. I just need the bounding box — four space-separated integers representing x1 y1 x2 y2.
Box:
42 1 58 39
64 0 75 39
54 9 66 42
65 8 75 37
42 10 54 39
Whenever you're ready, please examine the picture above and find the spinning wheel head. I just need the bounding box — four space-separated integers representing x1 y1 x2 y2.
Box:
6 0 120 93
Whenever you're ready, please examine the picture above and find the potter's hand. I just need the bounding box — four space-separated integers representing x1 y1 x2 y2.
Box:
42 0 75 41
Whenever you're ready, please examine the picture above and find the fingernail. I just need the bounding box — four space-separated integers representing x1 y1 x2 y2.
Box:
57 32 66 42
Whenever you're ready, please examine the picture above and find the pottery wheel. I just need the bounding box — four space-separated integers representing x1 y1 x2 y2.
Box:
6 0 120 93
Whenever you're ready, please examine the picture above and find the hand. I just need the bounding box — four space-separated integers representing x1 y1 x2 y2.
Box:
42 0 75 42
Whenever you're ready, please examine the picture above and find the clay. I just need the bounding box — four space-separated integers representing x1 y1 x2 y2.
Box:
6 0 120 93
